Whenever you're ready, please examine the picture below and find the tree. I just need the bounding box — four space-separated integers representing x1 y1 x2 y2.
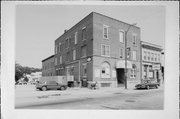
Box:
15 63 24 82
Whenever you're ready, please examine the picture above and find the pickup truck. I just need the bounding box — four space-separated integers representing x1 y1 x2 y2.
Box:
36 81 67 91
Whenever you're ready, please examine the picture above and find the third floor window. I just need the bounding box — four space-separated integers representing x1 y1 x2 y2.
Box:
82 27 86 41
103 25 108 39
119 31 124 43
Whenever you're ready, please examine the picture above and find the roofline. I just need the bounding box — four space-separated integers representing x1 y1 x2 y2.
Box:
55 12 93 42
42 55 55 62
141 41 162 49
55 11 140 43
93 12 140 29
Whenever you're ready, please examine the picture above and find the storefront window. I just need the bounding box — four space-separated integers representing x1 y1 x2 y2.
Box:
101 62 110 78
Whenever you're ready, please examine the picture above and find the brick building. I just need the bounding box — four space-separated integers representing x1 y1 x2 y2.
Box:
140 41 163 84
54 12 141 88
42 55 55 76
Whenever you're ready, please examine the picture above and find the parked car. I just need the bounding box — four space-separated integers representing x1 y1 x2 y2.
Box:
36 81 67 91
135 80 159 90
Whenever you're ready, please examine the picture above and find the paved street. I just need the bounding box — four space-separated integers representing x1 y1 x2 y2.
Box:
15 85 164 110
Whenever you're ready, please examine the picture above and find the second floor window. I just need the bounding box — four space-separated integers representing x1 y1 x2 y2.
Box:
82 27 86 40
74 32 78 44
119 48 123 58
132 51 137 60
101 44 110 57
144 51 147 60
119 31 124 43
103 25 108 39
55 45 58 54
59 43 61 52
65 38 69 48
73 49 76 60
132 34 137 45
81 45 87 57
59 55 62 64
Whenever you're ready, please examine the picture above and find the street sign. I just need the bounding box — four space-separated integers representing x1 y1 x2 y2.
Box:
152 64 161 70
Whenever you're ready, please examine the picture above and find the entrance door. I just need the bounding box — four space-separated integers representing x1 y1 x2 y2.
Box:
116 68 125 87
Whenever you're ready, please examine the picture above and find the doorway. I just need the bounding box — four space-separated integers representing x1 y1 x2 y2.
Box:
116 68 125 87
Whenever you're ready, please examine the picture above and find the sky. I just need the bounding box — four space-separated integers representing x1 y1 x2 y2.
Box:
16 5 165 68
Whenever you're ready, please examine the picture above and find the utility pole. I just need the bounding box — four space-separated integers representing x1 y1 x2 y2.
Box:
124 23 137 89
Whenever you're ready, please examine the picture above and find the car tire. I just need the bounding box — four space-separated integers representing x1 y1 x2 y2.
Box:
42 86 47 91
147 86 149 90
156 85 158 89
60 86 65 90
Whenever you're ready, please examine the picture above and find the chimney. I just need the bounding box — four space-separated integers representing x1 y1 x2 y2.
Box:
64 29 68 33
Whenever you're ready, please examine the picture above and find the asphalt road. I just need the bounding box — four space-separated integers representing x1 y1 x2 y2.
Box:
16 85 164 110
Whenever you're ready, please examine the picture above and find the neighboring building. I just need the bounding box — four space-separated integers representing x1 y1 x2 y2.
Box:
42 55 55 76
54 12 141 88
140 41 163 84
30 72 42 82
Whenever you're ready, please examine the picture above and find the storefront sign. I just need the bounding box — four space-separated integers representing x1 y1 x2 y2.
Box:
116 60 132 69
152 64 161 70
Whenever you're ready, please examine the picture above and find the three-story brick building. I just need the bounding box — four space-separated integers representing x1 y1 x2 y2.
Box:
54 12 141 88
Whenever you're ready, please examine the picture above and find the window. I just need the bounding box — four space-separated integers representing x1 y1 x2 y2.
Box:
158 54 160 62
82 27 86 40
101 62 110 78
75 32 78 44
66 52 70 62
144 51 147 60
59 43 61 52
127 48 131 59
101 45 110 57
119 48 123 58
132 51 137 60
81 45 87 57
65 38 69 48
132 34 137 45
55 45 57 54
151 53 154 61
148 52 150 61
55 57 57 65
119 31 124 43
154 54 157 61
73 49 76 60
59 55 62 64
131 64 137 78
82 63 87 77
103 25 108 39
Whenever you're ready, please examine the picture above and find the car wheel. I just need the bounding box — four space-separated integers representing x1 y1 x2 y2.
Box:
60 86 65 90
147 86 149 90
42 86 47 91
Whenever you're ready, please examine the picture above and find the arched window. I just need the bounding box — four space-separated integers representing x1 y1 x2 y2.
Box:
101 62 110 78
131 64 137 78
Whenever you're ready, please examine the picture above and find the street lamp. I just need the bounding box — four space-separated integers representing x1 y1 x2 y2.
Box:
124 23 137 89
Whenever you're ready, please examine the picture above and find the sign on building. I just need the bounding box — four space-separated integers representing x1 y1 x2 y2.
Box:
152 64 161 70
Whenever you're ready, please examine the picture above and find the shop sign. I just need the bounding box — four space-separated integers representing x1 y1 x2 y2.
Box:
152 64 161 70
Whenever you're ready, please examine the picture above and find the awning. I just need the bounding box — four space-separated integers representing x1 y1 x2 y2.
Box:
116 60 132 69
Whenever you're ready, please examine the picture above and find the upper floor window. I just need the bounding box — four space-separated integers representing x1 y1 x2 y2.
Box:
103 25 108 39
148 52 150 61
132 34 137 45
158 54 160 62
151 53 154 61
59 55 62 64
82 27 86 41
154 54 157 61
81 45 87 57
55 45 57 54
74 32 78 44
55 57 57 65
119 48 123 58
73 49 76 60
65 38 69 48
101 44 110 57
144 51 147 60
59 43 61 52
66 51 70 62
132 51 137 60
119 31 124 43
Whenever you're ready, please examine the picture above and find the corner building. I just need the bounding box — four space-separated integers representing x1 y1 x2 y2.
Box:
54 12 141 88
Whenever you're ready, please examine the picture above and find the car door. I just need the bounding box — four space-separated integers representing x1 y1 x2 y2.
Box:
47 81 59 90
